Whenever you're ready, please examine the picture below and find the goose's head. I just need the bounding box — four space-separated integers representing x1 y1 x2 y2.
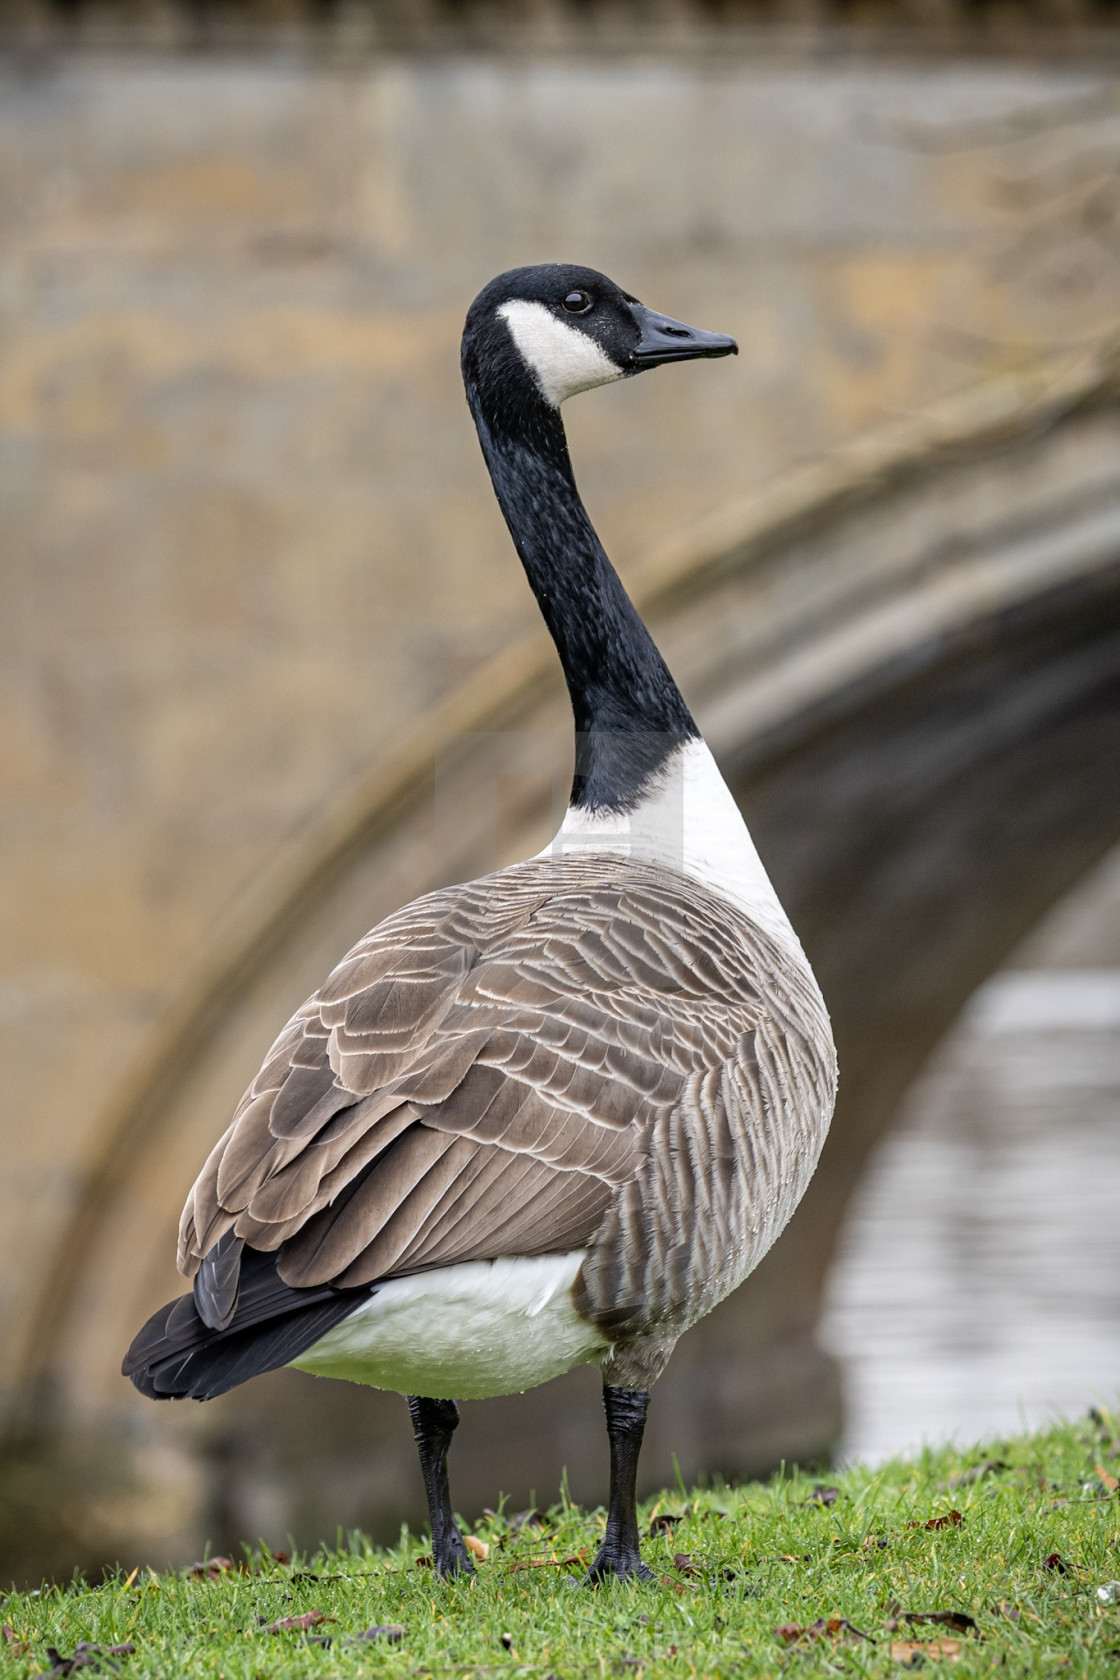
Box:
462 263 737 414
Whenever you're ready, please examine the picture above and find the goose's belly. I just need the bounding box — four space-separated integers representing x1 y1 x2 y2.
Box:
289 1252 609 1399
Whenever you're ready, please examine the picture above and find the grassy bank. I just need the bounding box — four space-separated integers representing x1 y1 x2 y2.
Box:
2 1412 1118 1677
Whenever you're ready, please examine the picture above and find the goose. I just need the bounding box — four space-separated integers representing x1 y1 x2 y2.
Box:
124 264 837 1583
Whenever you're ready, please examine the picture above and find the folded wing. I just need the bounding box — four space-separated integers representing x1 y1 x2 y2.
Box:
178 857 774 1323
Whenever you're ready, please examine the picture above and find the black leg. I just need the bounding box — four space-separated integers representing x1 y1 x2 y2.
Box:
408 1395 474 1579
585 1385 654 1584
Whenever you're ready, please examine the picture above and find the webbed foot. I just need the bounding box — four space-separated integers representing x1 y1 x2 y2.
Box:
583 1546 655 1585
433 1529 476 1580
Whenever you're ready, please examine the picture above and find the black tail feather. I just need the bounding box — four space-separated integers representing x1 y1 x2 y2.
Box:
122 1246 371 1401
193 1228 245 1330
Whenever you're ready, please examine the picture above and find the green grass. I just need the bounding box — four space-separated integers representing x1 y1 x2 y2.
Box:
3 1411 1119 1678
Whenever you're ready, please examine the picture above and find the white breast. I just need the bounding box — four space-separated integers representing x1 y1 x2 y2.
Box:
289 1251 608 1400
539 739 800 953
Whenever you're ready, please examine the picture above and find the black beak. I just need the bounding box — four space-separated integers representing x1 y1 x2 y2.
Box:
629 303 738 369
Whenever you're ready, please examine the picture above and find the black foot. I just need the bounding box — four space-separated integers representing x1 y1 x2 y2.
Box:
433 1530 475 1580
584 1548 655 1585
583 1386 654 1586
408 1395 475 1582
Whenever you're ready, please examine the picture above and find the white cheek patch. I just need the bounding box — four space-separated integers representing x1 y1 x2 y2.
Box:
499 299 625 408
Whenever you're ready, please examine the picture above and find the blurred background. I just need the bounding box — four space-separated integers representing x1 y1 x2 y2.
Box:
2 0 1120 1588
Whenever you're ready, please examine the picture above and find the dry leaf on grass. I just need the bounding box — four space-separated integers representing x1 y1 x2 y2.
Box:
190 1548 286 1579
649 1512 682 1536
187 1556 243 1579
908 1510 963 1531
464 1535 490 1561
32 1644 135 1678
1043 1552 1069 1573
506 1548 590 1573
263 1610 333 1633
775 1617 874 1646
890 1638 962 1665
487 1507 549 1532
670 1552 736 1583
885 1609 978 1636
1095 1464 1119 1493
942 1460 1008 1490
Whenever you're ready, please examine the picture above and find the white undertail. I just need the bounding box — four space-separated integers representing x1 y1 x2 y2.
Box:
291 1251 607 1400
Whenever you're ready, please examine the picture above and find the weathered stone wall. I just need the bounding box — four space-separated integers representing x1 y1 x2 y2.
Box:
2 49 1120 1581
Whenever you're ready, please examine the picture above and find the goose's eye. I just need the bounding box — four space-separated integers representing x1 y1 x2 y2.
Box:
562 290 593 314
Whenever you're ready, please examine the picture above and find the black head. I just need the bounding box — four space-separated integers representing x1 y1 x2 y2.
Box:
462 263 737 415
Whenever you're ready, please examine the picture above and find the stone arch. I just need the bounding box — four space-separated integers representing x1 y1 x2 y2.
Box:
19 339 1120 1519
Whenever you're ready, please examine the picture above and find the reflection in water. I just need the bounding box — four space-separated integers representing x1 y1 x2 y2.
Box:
822 970 1120 1465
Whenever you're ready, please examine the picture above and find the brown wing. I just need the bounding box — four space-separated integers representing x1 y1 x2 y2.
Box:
178 856 776 1300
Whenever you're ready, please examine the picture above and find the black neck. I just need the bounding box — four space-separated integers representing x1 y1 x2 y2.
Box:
462 350 697 812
